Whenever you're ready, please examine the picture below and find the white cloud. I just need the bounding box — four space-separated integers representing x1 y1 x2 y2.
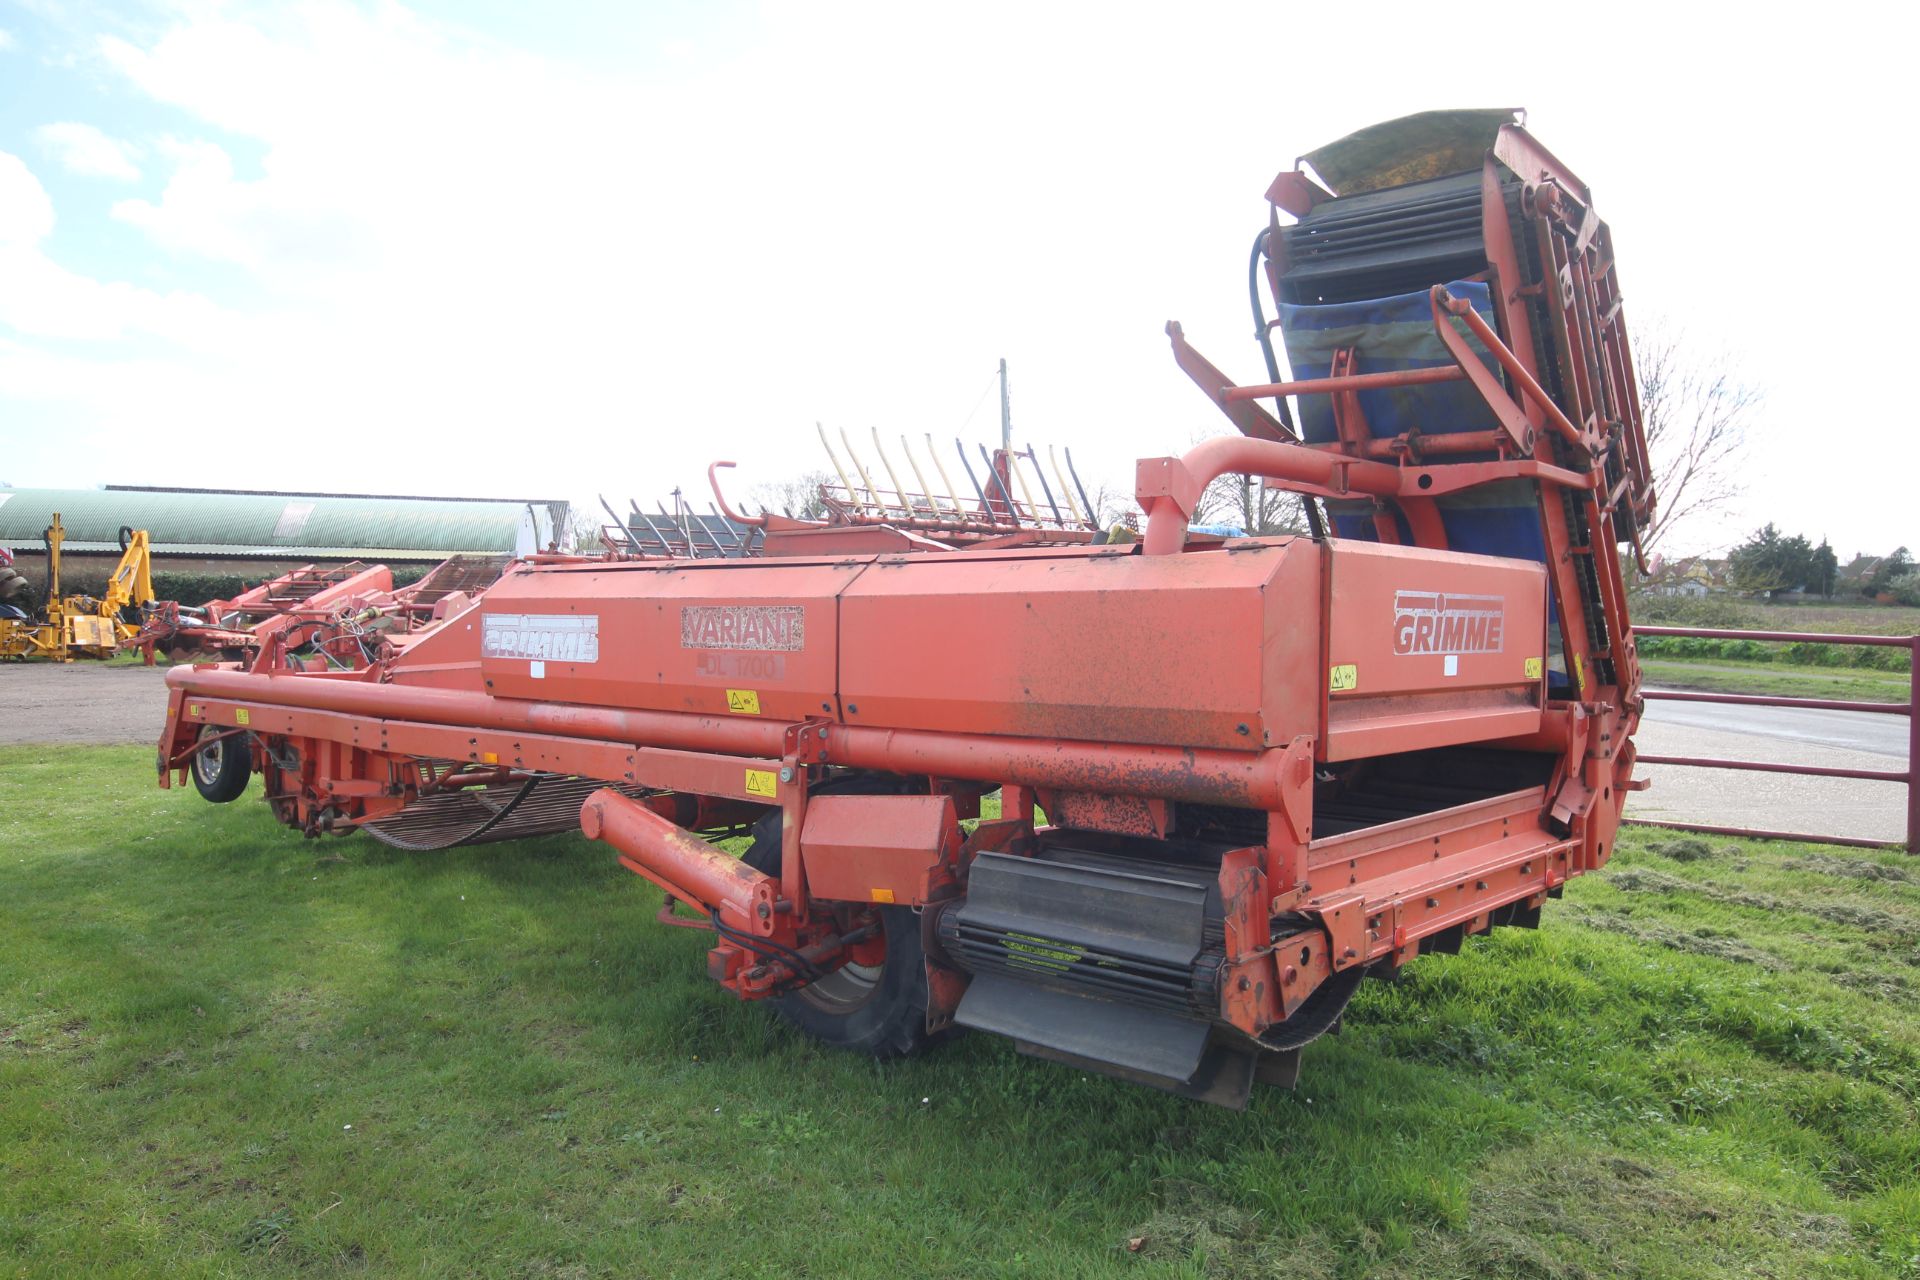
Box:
0 153 56 245
0 0 1911 557
36 122 141 181
0 150 242 349
0 29 16 52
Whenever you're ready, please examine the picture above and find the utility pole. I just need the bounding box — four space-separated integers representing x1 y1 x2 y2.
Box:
998 357 1011 454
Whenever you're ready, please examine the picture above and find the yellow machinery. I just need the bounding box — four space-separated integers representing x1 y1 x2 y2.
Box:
0 513 155 661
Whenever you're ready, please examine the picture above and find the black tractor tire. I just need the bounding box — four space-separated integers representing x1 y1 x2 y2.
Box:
0 566 32 608
740 801 938 1060
190 726 253 803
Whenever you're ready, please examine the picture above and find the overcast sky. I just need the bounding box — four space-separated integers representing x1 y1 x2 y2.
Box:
0 1 1910 559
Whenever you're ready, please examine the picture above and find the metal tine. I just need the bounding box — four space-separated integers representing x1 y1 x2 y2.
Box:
1022 447 1063 523
672 491 726 557
686 498 727 556
900 435 952 523
656 502 698 559
1048 446 1084 525
707 503 744 557
927 434 964 519
598 495 641 551
838 426 886 516
1009 447 1042 522
816 422 861 512
869 427 914 518
1064 447 1097 528
977 444 1023 526
631 503 672 555
955 439 994 521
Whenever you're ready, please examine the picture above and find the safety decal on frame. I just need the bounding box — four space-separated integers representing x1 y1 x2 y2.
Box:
1329 663 1358 692
726 688 762 715
744 768 778 797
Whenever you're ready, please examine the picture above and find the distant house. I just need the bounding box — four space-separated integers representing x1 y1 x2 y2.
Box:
1649 556 1726 598
1839 553 1884 594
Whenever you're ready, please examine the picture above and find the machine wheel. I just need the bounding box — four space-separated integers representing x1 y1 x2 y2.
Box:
740 805 937 1060
0 566 32 608
190 726 253 803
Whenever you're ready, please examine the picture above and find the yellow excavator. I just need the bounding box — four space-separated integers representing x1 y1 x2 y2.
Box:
0 513 156 661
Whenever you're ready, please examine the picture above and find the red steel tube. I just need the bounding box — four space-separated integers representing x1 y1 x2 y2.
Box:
580 788 776 933
829 725 1287 809
1635 754 1909 784
167 665 1287 808
1434 287 1585 447
1221 366 1465 401
1628 819 1900 852
1908 637 1917 852
1142 436 1401 555
165 666 789 756
1306 431 1511 461
707 461 768 528
1642 688 1909 716
1634 625 1914 648
1633 626 1914 853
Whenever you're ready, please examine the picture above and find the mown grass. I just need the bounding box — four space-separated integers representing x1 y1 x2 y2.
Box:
2 745 1916 1278
1641 658 1912 705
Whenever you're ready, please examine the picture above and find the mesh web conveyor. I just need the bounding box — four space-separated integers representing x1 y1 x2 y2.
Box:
361 775 657 851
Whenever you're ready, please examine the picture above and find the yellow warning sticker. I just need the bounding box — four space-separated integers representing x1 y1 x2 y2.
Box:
234 708 251 726
1572 653 1587 692
482 751 499 765
1329 663 1358 693
1525 657 1543 680
726 688 762 715
189 703 202 717
744 768 778 798
870 888 896 904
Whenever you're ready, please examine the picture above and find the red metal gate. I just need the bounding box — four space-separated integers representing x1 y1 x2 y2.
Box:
1630 625 1917 851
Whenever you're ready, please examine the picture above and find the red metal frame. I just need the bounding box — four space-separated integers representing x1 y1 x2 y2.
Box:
145 115 1677 1099
1631 625 1917 851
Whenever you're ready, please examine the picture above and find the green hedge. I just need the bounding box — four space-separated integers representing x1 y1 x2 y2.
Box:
1638 634 1911 672
149 573 254 608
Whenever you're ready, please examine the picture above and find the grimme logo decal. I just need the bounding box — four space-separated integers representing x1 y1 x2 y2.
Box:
481 613 600 662
1392 591 1504 656
681 605 806 652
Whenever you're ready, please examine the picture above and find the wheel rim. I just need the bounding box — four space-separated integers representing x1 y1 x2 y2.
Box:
795 958 884 1013
194 731 223 786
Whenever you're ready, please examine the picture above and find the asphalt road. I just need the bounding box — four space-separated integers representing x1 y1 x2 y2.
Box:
0 662 173 745
1632 695 1911 844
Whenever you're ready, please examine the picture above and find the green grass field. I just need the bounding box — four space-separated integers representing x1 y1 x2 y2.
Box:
1640 658 1912 705
3 746 1916 1278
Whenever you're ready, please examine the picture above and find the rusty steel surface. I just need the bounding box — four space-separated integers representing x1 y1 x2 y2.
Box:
1633 627 1916 851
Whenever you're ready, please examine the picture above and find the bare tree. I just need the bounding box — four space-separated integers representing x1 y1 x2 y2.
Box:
749 470 833 521
1187 430 1306 535
1635 325 1759 553
564 508 604 553
1192 472 1306 535
1078 480 1140 532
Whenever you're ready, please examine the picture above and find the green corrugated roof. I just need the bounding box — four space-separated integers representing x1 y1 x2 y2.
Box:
0 487 551 559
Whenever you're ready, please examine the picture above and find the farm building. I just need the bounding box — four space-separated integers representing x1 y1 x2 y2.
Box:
0 485 568 599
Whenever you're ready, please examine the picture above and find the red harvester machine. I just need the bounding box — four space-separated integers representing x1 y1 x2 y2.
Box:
138 555 509 665
157 109 1652 1107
